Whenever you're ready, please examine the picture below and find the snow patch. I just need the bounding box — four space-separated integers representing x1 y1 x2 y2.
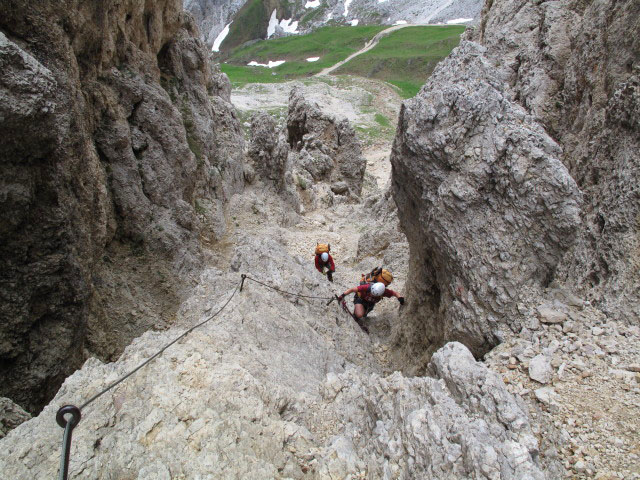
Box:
343 0 352 17
305 0 320 8
446 18 473 24
267 9 278 37
327 12 333 20
393 20 407 25
212 22 232 52
247 60 286 68
306 57 320 62
350 19 359 26
280 18 299 34
268 9 299 38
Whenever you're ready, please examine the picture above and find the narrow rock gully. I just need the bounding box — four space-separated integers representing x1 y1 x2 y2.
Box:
3 77 638 480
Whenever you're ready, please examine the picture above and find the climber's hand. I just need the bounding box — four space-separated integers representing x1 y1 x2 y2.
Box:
398 297 405 306
338 294 345 301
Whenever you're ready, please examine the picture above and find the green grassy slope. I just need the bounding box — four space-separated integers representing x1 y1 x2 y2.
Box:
221 25 387 85
335 25 465 98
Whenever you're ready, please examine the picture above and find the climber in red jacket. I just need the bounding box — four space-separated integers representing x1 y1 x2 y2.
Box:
315 251 335 282
339 282 404 319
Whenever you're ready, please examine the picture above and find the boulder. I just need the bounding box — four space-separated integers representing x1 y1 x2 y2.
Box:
529 354 553 384
537 306 567 324
391 41 582 359
287 86 366 197
534 387 559 407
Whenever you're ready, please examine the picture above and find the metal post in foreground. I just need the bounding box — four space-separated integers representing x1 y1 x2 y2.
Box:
56 405 81 480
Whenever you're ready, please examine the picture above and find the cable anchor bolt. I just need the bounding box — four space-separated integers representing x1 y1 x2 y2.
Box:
56 405 81 480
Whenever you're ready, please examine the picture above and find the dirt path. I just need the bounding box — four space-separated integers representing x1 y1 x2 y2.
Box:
315 15 463 77
316 24 418 76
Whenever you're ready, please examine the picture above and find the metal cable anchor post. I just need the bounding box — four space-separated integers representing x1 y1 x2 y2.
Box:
56 405 81 480
240 273 247 292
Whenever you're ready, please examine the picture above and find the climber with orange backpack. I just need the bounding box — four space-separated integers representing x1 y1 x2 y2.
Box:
314 243 335 282
337 282 404 333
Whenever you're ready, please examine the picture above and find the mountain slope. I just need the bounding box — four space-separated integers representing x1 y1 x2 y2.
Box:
185 0 482 50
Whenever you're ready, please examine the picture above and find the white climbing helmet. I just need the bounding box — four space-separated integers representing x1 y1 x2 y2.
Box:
371 282 385 297
321 252 329 262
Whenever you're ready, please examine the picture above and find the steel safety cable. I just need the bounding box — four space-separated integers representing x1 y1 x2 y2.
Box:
242 274 334 301
80 280 240 410
56 279 241 480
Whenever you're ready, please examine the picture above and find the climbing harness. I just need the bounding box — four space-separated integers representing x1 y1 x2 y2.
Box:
55 273 335 479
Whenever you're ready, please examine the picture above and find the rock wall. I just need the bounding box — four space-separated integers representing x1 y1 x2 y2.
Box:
391 41 581 362
391 0 639 365
475 0 640 320
248 112 290 189
0 0 244 412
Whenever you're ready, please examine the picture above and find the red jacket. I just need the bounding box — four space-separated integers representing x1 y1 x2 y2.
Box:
356 284 397 304
315 254 335 273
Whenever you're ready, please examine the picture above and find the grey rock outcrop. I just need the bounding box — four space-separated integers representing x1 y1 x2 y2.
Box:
287 87 366 198
248 112 290 189
327 342 543 479
0 0 243 412
0 398 30 439
391 41 582 361
474 0 640 319
209 63 232 101
184 0 247 46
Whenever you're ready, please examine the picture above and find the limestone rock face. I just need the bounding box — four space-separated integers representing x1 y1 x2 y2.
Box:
0 231 543 479
328 342 544 479
391 41 582 359
474 0 640 319
0 0 244 412
248 112 290 189
287 86 366 198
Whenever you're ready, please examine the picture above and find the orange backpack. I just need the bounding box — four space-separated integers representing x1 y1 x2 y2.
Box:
360 267 393 286
315 243 330 255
